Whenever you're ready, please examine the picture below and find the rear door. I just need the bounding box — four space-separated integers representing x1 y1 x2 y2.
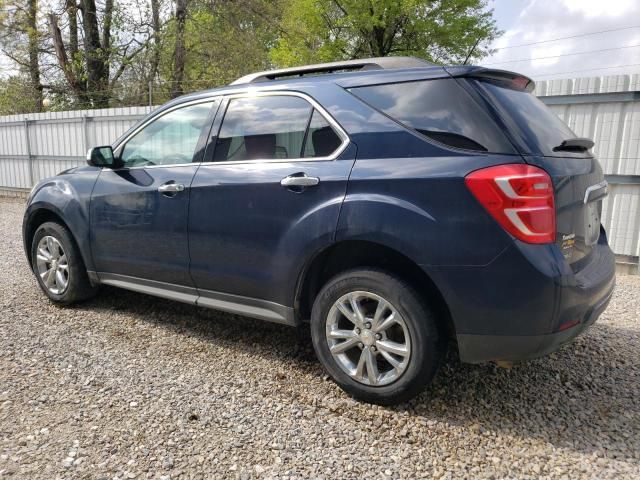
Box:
90 99 217 286
188 92 354 312
470 76 607 266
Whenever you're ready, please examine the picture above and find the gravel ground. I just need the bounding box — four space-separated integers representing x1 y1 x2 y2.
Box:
0 197 639 479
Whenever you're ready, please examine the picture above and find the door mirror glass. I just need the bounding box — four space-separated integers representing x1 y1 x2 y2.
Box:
87 146 118 168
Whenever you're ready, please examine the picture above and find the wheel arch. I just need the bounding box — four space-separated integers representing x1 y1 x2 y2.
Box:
24 206 80 266
294 239 455 338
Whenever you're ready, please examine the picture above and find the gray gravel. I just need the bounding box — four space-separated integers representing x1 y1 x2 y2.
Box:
1 197 639 479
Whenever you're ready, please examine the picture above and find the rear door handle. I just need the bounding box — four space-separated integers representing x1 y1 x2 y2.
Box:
280 174 320 188
158 182 186 195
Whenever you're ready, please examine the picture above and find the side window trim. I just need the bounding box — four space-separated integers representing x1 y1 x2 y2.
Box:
299 107 315 158
202 97 230 165
204 91 349 165
193 100 221 164
113 97 220 170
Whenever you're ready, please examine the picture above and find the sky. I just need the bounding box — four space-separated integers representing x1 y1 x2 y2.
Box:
483 0 640 80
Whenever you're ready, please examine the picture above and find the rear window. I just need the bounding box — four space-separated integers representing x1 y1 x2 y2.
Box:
349 79 515 153
473 79 579 157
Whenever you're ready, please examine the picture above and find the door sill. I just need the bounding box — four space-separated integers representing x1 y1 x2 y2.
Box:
97 272 296 326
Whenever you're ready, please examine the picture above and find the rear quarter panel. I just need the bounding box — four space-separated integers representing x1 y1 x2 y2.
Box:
339 154 521 267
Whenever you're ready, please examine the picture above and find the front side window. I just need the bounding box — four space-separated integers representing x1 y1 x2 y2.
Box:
213 96 343 162
120 101 215 167
350 79 514 153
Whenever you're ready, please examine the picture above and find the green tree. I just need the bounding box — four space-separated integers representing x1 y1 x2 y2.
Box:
271 0 500 67
0 0 44 111
154 0 280 101
0 76 38 115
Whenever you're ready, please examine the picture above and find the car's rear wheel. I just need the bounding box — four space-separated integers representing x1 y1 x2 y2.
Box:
31 221 98 304
310 269 444 405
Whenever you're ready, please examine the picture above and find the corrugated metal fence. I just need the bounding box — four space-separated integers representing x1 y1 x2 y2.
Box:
536 74 640 268
0 106 152 195
0 74 638 269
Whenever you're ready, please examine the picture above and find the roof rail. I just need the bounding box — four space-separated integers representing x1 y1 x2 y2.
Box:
230 56 433 85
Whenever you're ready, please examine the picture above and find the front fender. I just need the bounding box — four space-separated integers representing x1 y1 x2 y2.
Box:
23 170 100 271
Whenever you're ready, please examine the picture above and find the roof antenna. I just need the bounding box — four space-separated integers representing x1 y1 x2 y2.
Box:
463 38 481 65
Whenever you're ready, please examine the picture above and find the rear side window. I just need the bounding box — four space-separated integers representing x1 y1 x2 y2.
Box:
350 79 514 153
473 79 579 157
213 96 343 162
304 110 342 157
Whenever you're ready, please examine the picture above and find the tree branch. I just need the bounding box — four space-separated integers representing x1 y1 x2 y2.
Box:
109 43 146 87
47 13 84 94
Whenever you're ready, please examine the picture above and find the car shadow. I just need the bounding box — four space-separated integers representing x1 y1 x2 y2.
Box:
79 286 638 458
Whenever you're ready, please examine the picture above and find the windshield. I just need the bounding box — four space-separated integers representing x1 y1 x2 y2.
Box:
473 79 581 157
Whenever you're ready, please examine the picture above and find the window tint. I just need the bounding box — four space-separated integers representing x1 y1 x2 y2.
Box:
121 101 215 167
214 96 312 162
350 79 514 153
474 79 579 157
304 110 343 157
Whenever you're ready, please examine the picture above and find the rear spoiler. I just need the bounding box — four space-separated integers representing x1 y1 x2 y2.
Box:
444 66 535 92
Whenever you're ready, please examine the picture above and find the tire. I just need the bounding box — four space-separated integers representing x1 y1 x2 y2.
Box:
311 269 445 405
30 221 98 305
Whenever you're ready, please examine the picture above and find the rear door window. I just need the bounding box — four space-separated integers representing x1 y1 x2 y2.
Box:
213 95 344 162
214 96 310 162
350 79 515 153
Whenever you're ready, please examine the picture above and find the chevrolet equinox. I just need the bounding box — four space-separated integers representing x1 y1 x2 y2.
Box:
23 57 616 404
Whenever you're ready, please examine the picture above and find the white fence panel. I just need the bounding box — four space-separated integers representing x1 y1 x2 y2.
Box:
536 74 640 263
0 105 153 191
602 184 640 257
0 158 30 189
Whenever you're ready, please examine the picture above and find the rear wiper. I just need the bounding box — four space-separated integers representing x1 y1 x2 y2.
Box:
552 137 594 152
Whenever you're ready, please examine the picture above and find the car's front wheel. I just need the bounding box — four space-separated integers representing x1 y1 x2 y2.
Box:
310 269 445 405
31 221 98 304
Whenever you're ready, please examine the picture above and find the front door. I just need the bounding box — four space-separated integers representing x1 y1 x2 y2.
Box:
188 93 355 310
90 99 218 286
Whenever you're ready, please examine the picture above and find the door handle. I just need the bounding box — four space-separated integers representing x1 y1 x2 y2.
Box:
280 174 320 188
158 182 186 195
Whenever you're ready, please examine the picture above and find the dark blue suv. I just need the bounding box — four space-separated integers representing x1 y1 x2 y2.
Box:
23 57 615 404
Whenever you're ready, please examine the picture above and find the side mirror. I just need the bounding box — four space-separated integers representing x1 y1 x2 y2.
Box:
86 146 121 168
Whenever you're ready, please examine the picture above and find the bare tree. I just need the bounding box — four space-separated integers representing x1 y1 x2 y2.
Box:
48 12 88 104
80 0 110 106
26 0 43 110
170 0 187 98
149 0 162 84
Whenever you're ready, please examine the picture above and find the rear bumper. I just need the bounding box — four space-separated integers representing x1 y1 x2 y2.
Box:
425 229 616 363
456 280 614 362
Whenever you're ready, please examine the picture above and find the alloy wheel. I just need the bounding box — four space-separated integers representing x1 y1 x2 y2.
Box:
35 235 69 295
325 291 411 386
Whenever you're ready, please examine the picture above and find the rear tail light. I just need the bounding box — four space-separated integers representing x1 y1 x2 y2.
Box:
465 164 556 244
